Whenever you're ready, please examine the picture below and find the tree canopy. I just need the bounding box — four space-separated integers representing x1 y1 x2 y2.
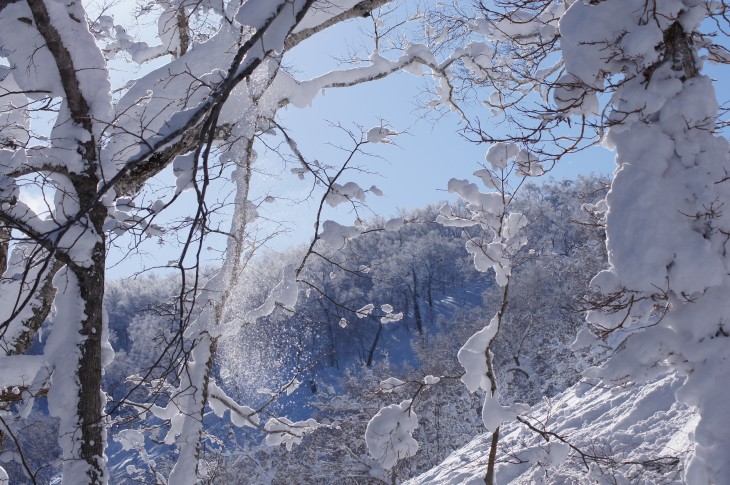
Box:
1 0 729 484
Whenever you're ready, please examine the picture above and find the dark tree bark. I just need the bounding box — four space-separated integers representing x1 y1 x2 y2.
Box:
0 228 8 274
366 320 383 367
411 269 423 334
27 0 109 477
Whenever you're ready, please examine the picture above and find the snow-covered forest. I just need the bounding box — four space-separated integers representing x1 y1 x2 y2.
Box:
1 0 729 484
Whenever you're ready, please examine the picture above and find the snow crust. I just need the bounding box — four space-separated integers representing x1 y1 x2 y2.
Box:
366 400 419 470
557 1 730 481
208 382 260 428
380 377 405 393
325 181 366 208
264 417 321 451
407 374 695 484
366 126 399 144
356 303 375 318
458 315 498 393
423 375 440 386
319 220 361 248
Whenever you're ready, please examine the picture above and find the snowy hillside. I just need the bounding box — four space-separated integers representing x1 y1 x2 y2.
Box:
407 374 696 485
93 179 609 484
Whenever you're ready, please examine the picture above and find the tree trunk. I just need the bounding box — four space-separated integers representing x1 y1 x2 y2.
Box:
366 321 383 367
24 0 111 477
484 284 509 485
427 280 433 309
413 294 423 334
411 271 423 334
73 265 106 483
0 228 8 274
71 195 109 483
484 427 500 485
403 288 410 319
327 319 338 368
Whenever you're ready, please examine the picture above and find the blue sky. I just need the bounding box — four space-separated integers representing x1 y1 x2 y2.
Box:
106 10 616 278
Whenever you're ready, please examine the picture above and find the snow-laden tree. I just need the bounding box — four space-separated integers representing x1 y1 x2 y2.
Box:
408 1 730 483
562 4 730 482
3 0 730 482
0 0 441 482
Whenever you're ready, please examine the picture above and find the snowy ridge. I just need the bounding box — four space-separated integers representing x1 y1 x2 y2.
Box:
407 374 695 484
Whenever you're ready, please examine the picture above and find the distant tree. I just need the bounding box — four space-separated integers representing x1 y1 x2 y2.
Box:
0 1 436 482
4 0 728 483
416 1 730 483
484 177 608 404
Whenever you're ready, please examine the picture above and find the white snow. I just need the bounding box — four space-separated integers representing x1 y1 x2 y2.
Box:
366 400 419 470
366 126 399 144
458 314 499 393
380 377 406 393
44 268 98 484
381 312 403 324
319 220 361 248
485 142 519 170
355 303 375 318
325 181 367 208
208 381 259 429
264 417 321 451
407 374 695 484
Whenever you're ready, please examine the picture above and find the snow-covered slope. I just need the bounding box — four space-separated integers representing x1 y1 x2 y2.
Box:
407 374 696 484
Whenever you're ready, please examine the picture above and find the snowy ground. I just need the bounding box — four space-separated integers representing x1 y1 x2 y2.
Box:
406 373 696 485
